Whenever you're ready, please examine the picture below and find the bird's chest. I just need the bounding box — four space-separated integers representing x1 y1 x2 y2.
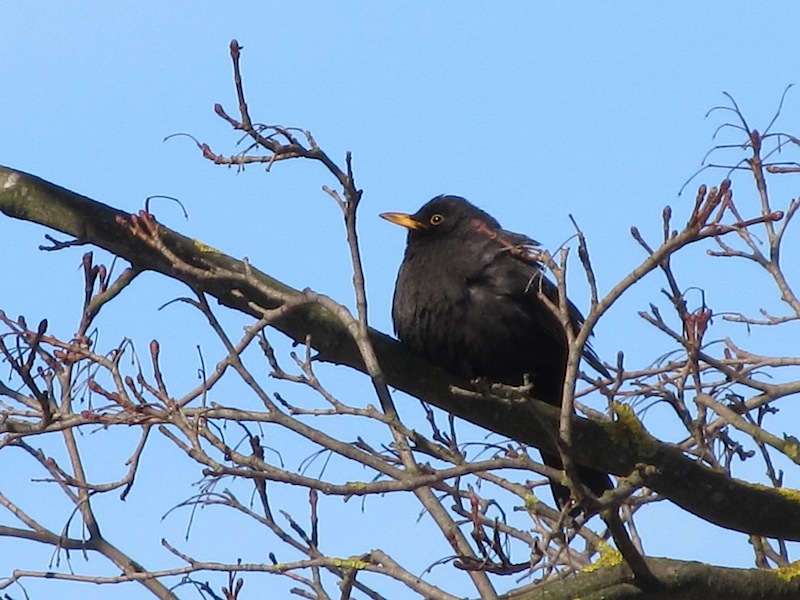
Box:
393 248 541 381
395 247 483 322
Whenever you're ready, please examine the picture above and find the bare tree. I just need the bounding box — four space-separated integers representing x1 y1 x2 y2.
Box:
1 41 800 599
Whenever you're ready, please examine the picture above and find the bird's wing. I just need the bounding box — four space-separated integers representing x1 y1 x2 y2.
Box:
528 268 609 377
477 236 609 378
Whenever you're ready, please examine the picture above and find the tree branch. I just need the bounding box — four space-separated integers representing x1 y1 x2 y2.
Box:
504 556 800 600
2 165 800 542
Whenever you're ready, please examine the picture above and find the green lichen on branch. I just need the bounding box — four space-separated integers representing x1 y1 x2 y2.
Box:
344 481 368 492
602 403 658 458
193 239 223 254
783 435 800 463
332 557 370 570
582 541 624 573
775 560 800 582
523 493 539 511
775 486 800 503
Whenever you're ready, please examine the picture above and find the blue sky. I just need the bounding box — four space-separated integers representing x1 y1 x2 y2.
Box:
2 3 800 598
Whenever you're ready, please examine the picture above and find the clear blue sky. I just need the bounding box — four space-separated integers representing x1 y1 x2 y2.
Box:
1 3 799 598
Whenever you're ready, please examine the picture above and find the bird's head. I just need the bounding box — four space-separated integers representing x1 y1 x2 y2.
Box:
380 195 501 240
381 195 539 251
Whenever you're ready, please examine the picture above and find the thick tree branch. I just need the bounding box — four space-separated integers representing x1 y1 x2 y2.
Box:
2 165 800 543
503 556 800 600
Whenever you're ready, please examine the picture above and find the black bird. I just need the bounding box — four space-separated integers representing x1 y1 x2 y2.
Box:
381 195 611 507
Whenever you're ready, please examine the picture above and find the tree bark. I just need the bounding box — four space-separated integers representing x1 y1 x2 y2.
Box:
503 557 800 600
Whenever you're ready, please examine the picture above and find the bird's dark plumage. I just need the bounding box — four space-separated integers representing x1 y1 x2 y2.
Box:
382 195 611 507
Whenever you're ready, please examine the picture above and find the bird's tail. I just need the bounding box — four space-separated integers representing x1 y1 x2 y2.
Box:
540 451 613 509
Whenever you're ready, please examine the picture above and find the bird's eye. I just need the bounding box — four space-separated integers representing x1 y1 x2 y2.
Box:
429 213 444 226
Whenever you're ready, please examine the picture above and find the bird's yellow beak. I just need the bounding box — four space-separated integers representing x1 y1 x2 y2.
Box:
379 212 427 230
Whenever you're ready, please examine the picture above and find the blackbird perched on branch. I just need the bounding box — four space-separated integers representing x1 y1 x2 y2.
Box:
381 195 611 507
